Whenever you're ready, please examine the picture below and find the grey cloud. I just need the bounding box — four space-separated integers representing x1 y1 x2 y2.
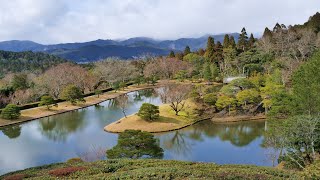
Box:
0 0 319 43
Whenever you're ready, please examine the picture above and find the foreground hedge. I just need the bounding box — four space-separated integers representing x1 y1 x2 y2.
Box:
1 159 303 180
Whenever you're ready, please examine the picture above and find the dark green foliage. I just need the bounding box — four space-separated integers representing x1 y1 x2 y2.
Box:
230 78 256 90
292 50 320 115
39 95 56 110
106 130 164 159
248 33 255 48
223 34 230 48
203 93 217 106
229 36 236 49
11 73 29 90
214 41 224 63
205 36 215 61
1 104 20 120
184 46 191 55
119 82 127 90
0 50 66 76
0 125 21 139
112 82 120 92
60 85 85 105
237 27 248 51
137 103 160 121
168 50 175 58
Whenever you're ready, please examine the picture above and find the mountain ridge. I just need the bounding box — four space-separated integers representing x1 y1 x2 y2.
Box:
0 33 240 62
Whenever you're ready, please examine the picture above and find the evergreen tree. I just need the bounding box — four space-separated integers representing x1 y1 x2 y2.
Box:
229 36 236 49
1 104 20 120
237 27 248 51
39 95 56 110
248 33 255 48
168 50 175 58
203 63 212 82
214 41 224 63
137 103 160 121
60 85 85 105
223 34 230 48
205 36 215 61
184 46 191 55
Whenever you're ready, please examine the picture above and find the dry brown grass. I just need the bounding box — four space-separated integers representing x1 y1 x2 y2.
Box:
105 100 198 133
0 83 163 127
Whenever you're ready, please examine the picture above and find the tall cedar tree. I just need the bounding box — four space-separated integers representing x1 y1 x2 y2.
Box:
229 36 236 49
262 27 273 39
248 33 255 48
184 46 191 55
214 41 224 64
205 36 215 61
168 50 175 58
223 34 230 48
237 27 248 51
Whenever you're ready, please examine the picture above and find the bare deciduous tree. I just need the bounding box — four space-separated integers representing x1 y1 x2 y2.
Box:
157 84 192 115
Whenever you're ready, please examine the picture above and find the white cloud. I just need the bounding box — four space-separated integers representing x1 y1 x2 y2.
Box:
0 0 319 43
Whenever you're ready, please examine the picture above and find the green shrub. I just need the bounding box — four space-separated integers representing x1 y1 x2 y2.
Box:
60 85 85 105
137 103 160 121
39 95 56 110
203 93 217 106
1 104 20 120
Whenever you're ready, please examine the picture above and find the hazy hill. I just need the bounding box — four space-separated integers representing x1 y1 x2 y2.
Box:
0 33 239 62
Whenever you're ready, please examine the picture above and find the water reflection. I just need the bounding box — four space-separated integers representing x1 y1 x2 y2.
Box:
0 125 21 139
39 111 87 142
191 121 265 147
0 88 271 175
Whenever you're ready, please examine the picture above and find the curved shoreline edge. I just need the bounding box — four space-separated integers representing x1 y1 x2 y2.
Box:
104 115 266 134
0 84 162 128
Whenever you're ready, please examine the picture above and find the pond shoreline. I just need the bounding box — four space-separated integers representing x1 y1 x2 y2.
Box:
0 83 164 128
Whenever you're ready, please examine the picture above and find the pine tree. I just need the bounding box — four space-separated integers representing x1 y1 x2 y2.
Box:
223 34 230 48
248 33 255 48
205 36 215 61
237 27 248 51
168 50 175 58
184 46 191 55
229 36 236 49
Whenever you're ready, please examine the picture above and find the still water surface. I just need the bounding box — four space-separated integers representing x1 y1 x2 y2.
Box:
0 89 270 175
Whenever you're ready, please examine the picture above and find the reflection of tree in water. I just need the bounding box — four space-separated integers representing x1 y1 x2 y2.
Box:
0 125 21 139
191 120 265 147
134 89 156 102
39 111 87 142
162 131 193 155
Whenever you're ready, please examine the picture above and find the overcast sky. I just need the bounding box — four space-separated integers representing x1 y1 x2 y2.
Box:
0 0 319 44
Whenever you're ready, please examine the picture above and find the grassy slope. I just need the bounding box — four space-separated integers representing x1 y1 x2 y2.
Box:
1 159 301 180
105 100 200 133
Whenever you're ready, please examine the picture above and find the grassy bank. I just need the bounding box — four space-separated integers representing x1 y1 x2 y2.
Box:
0 83 162 128
105 100 200 133
1 159 302 180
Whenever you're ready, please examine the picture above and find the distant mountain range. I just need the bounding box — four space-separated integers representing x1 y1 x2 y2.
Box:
0 33 239 62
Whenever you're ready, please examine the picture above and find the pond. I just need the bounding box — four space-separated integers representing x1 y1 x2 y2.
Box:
0 89 272 175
